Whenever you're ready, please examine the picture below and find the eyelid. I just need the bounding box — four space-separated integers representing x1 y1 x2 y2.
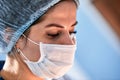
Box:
47 33 59 36
47 30 77 39
47 31 61 39
48 31 77 36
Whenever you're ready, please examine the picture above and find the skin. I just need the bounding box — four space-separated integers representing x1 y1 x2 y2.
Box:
0 0 77 80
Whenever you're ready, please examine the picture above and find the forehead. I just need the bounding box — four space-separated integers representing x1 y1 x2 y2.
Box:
40 0 77 20
31 0 77 29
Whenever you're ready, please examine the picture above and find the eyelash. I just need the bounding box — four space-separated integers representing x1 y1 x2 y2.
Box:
47 31 77 38
70 31 77 35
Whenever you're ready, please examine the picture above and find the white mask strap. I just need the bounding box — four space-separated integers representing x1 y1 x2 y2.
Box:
17 49 29 61
22 34 39 45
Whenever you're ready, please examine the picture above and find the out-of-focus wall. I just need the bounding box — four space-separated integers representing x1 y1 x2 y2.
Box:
70 0 120 80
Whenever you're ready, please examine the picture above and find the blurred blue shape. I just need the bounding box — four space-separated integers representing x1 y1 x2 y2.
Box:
0 54 6 60
74 1 120 80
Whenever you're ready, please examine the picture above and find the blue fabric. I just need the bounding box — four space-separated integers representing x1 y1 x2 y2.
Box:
0 77 4 80
0 61 5 80
0 0 61 54
0 61 4 71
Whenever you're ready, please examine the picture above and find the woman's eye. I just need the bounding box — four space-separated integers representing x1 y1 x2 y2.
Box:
47 33 60 38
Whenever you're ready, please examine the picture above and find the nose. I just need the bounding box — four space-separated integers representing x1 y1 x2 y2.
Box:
59 32 74 45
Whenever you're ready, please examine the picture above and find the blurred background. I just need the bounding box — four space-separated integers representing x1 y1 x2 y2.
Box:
67 0 120 80
0 0 120 80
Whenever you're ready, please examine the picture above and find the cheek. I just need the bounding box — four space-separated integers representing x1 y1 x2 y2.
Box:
23 41 41 62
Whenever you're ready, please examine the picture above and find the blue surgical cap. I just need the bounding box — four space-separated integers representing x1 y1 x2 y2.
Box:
0 0 79 54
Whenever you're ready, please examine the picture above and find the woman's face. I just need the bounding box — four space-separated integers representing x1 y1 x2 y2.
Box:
18 0 77 61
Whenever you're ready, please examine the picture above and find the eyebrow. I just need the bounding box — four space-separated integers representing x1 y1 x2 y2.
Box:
45 21 78 28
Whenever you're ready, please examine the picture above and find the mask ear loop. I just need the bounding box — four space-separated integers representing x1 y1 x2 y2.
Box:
17 49 29 61
20 34 43 62
22 34 39 46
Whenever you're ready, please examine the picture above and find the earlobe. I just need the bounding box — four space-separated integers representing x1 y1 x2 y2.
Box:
15 37 25 50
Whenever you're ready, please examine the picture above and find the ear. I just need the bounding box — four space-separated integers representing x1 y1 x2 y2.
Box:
15 36 26 50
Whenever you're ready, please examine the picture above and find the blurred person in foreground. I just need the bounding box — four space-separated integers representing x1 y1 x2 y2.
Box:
0 0 79 80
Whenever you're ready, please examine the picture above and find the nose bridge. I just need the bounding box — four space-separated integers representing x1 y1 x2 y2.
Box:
60 32 74 45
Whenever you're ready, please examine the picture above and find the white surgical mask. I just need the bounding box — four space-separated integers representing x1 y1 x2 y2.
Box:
18 34 77 79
